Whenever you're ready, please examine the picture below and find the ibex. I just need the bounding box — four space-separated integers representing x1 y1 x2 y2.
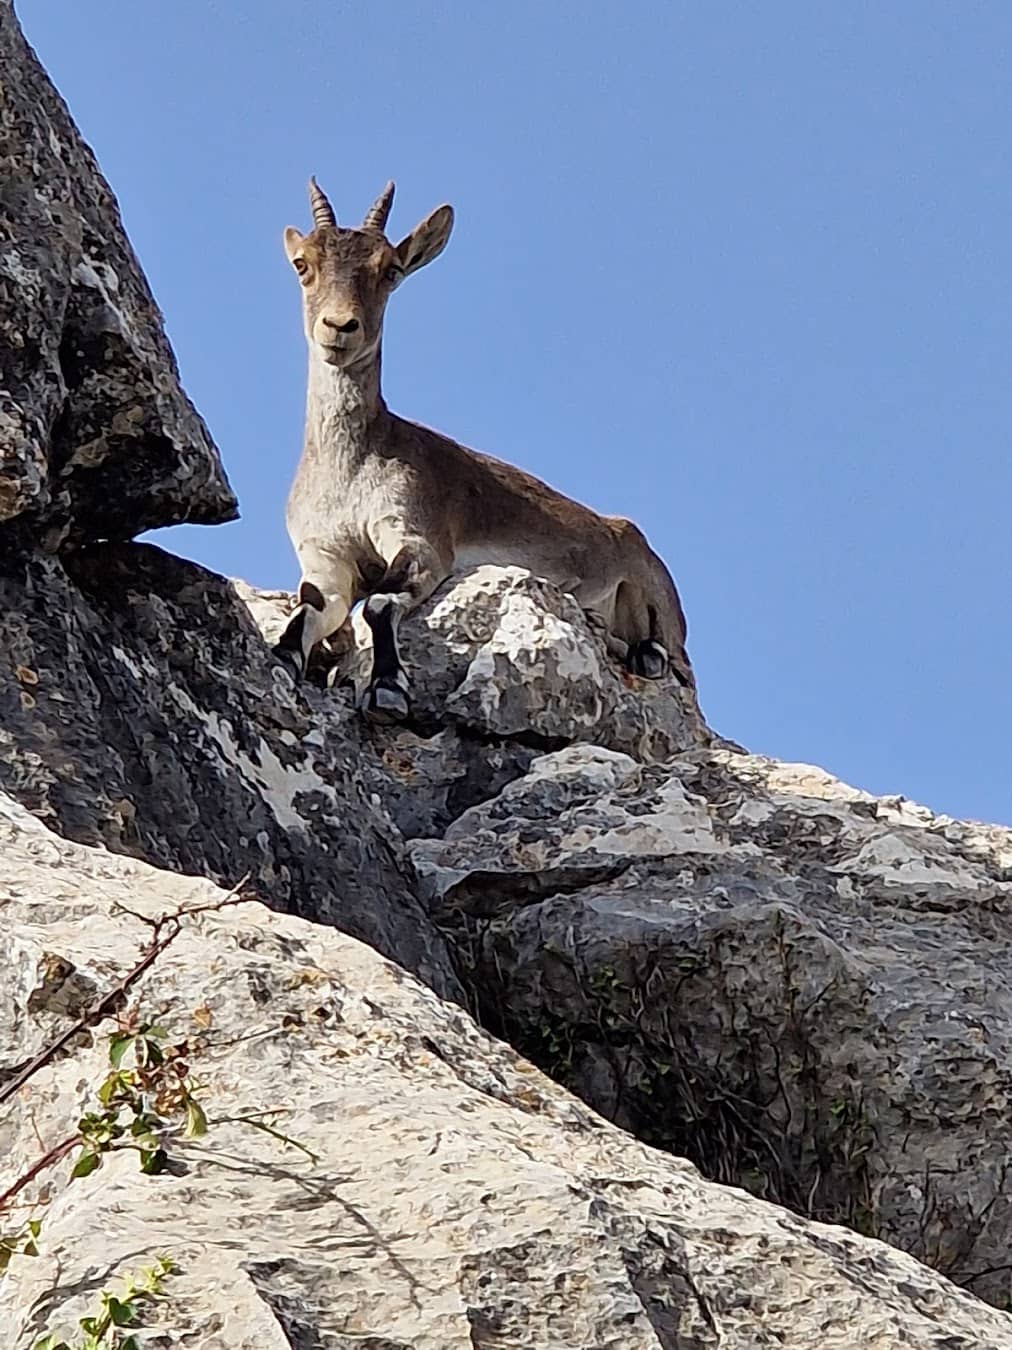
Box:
274 178 695 721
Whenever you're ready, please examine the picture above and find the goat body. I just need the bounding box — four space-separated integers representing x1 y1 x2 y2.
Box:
275 180 695 721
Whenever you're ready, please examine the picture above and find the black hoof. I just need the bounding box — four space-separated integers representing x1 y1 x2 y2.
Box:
364 677 410 724
626 639 668 680
272 644 305 682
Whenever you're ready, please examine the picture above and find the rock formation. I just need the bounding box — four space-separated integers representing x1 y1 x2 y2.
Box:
2 2 1011 1343
5 797 1011 1349
0 0 235 547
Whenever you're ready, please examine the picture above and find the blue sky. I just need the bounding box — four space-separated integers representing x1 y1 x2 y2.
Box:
21 2 1012 825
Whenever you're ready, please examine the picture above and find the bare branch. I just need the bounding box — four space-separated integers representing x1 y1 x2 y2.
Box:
0 1134 79 1212
0 876 254 1112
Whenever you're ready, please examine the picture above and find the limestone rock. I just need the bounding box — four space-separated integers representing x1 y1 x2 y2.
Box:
412 740 1012 1306
4 0 1012 1334
0 542 458 999
2 793 1009 1350
241 565 706 761
0 0 236 546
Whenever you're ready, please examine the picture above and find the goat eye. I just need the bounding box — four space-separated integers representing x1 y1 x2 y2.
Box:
293 258 308 276
385 265 402 285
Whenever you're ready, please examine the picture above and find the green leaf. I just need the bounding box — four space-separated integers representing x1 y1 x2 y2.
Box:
106 1295 137 1327
70 1149 101 1180
120 1337 143 1350
140 1147 168 1175
130 1109 164 1140
184 1097 208 1138
136 1025 168 1069
27 1219 43 1239
143 1039 164 1068
97 1073 121 1106
108 1033 134 1068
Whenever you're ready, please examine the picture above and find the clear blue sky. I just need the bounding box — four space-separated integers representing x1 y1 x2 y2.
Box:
21 1 1012 825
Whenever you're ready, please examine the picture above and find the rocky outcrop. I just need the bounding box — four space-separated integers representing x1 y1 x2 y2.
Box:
0 542 458 999
407 735 1012 1305
4 0 1012 1340
4 793 1011 1350
238 566 706 840
237 570 1012 1310
0 0 236 545
0 0 451 1000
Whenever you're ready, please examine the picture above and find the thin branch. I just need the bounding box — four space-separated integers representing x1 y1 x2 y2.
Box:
0 1134 79 1211
955 1262 1012 1287
0 932 176 1111
0 876 253 1112
112 876 253 933
0 879 259 1220
210 1112 320 1164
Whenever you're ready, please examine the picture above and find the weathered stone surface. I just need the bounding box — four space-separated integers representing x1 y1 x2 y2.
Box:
412 739 1012 1306
0 0 236 545
240 567 1012 1308
5 0 1012 1333
411 744 720 916
0 542 458 999
241 565 706 760
3 794 1010 1350
239 578 546 844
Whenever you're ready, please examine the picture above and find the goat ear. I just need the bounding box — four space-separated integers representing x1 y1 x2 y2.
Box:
395 205 454 277
283 226 304 261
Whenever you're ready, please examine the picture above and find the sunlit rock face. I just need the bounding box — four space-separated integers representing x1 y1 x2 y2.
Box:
5 0 1012 1339
0 0 236 547
245 564 1012 1310
4 795 1012 1349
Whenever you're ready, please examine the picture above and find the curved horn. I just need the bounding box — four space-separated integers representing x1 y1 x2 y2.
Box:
362 180 395 233
308 176 336 230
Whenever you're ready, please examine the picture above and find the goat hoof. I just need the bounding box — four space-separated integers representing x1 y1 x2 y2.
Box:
272 644 304 682
626 639 667 680
365 678 410 724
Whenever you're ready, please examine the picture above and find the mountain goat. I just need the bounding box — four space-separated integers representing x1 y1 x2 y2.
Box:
274 178 695 720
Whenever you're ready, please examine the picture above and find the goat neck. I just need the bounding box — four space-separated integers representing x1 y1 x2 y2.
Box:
305 343 386 462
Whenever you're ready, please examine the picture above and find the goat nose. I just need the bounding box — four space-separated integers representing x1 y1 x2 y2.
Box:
324 316 360 335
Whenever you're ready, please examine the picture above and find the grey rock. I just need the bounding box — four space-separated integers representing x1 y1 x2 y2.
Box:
4 0 1012 1335
2 794 1009 1350
242 566 1012 1310
0 0 236 546
0 542 459 1000
237 576 545 841
241 564 707 759
411 744 720 917
413 742 1012 1306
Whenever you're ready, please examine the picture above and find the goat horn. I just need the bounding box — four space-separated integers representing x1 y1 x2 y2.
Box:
362 180 395 233
308 176 336 229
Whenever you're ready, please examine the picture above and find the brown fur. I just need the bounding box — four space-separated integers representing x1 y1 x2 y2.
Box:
275 179 695 717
